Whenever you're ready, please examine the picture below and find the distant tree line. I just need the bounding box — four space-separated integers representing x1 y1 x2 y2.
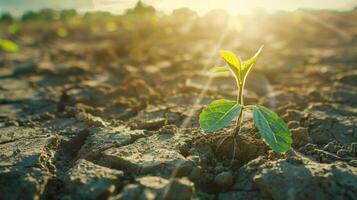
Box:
0 1 161 23
0 9 79 23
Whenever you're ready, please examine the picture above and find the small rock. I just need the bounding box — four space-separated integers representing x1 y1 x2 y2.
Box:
12 60 36 75
286 152 304 165
336 149 349 157
157 124 177 135
288 121 300 129
117 176 194 200
349 160 357 167
63 159 123 199
186 155 200 164
214 171 233 189
75 112 87 121
163 178 194 200
136 118 166 130
6 120 19 126
75 112 107 127
218 191 259 200
305 143 316 151
214 163 224 173
283 109 303 122
323 142 338 153
350 143 357 155
334 70 357 86
291 127 308 146
189 167 204 182
89 115 107 127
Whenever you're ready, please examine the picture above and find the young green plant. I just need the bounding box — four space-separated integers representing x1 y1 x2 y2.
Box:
199 47 292 154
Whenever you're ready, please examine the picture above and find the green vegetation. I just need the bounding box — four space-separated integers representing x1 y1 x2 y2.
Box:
56 27 68 37
0 12 13 23
0 39 19 52
199 47 292 154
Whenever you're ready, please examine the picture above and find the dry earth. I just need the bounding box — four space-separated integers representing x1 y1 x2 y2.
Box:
0 7 357 200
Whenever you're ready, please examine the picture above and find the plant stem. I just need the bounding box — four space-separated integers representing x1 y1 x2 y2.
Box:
233 82 245 137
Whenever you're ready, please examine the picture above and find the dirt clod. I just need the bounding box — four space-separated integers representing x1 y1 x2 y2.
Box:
214 171 233 189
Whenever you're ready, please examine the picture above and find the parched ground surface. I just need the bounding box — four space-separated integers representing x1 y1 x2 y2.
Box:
0 9 357 200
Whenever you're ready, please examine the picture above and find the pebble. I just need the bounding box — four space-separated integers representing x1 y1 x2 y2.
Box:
305 143 316 151
288 121 300 129
336 149 349 157
214 171 233 188
291 127 308 145
348 160 357 167
189 167 203 181
283 109 303 122
350 143 357 155
323 142 337 153
157 124 177 134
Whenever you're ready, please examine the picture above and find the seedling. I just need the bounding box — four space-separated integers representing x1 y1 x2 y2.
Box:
199 47 292 154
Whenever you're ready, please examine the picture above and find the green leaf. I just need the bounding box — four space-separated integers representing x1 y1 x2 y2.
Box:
252 106 292 154
212 66 230 73
219 50 241 81
0 39 19 52
199 99 241 132
240 46 263 81
219 50 241 69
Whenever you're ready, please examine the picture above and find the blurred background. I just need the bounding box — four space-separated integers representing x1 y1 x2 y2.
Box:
1 0 356 15
1 0 356 64
0 0 357 124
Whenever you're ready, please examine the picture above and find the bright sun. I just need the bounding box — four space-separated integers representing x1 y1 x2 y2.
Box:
141 0 354 15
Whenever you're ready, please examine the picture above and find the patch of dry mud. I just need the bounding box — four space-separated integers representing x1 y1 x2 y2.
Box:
1 9 357 200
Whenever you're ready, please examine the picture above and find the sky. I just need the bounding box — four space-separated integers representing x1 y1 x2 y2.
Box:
0 0 356 16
